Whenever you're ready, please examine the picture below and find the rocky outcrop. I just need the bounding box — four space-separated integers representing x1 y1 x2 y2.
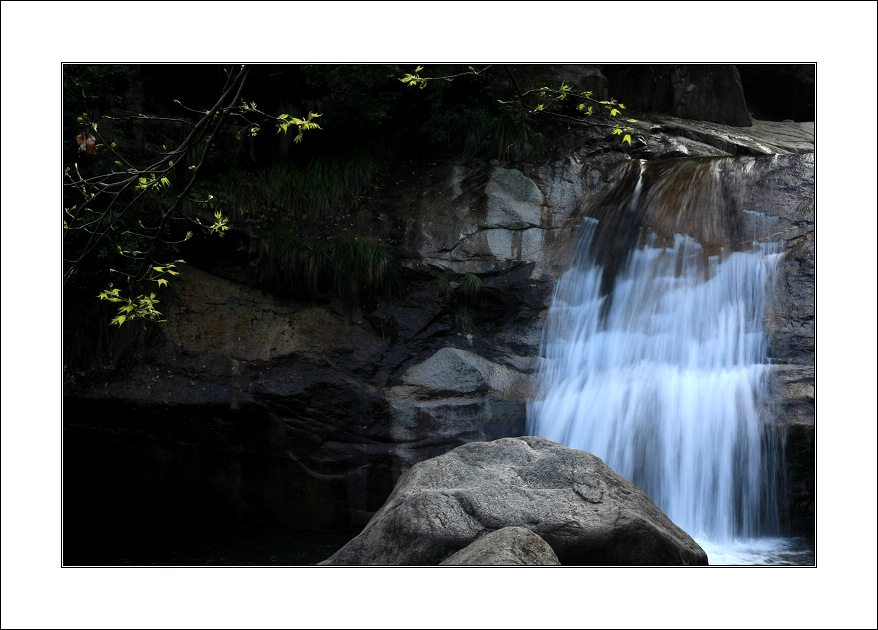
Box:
602 64 752 127
438 526 561 566
320 436 709 566
744 154 815 535
387 347 533 474
633 117 814 158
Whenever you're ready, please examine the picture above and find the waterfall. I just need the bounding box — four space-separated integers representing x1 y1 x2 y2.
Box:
527 157 788 557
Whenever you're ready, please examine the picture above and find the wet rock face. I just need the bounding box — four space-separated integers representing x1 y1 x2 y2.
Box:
398 161 586 280
638 117 815 158
320 437 709 566
740 153 814 536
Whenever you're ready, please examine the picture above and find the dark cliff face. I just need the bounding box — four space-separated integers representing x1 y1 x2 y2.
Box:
736 64 815 123
601 64 753 127
62 67 815 548
599 64 816 127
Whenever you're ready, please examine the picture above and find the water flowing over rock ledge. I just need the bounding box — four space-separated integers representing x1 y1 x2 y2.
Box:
64 107 814 547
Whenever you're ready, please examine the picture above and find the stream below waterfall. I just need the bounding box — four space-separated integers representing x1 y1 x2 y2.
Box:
527 157 812 565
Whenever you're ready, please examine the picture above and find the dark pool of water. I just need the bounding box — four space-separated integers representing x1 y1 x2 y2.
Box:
63 528 361 566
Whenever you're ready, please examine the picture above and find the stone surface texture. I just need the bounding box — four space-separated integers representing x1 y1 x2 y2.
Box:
320 437 709 566
438 526 561 566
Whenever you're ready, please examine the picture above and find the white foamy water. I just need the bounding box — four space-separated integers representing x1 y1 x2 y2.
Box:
527 216 792 562
694 536 814 566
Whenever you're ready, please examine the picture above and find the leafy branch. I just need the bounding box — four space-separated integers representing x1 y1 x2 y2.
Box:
500 68 638 145
399 65 492 89
231 100 322 143
97 260 185 326
63 64 322 326
399 65 637 146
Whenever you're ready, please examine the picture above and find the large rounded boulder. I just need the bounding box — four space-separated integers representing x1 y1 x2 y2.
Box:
320 436 708 565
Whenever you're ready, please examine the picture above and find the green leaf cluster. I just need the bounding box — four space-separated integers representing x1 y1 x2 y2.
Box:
195 211 230 237
488 75 639 146
98 286 163 327
96 259 185 325
134 174 172 192
399 65 487 90
399 66 428 89
276 111 323 143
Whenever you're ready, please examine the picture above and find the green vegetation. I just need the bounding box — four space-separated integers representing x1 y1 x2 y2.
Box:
418 104 544 163
96 259 184 326
402 65 637 145
249 227 391 322
453 305 475 334
193 152 382 227
459 273 483 304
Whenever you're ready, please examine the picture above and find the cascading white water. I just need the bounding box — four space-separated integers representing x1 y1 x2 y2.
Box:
527 158 792 563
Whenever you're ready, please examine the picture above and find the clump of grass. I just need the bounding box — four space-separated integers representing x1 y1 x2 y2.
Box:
453 305 474 334
460 272 482 304
436 272 484 333
298 153 380 220
193 152 382 226
249 224 325 295
249 228 390 323
330 237 389 321
435 106 543 163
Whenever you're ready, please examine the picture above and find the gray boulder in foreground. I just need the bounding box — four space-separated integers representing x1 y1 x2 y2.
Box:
320 436 708 566
439 526 560 566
